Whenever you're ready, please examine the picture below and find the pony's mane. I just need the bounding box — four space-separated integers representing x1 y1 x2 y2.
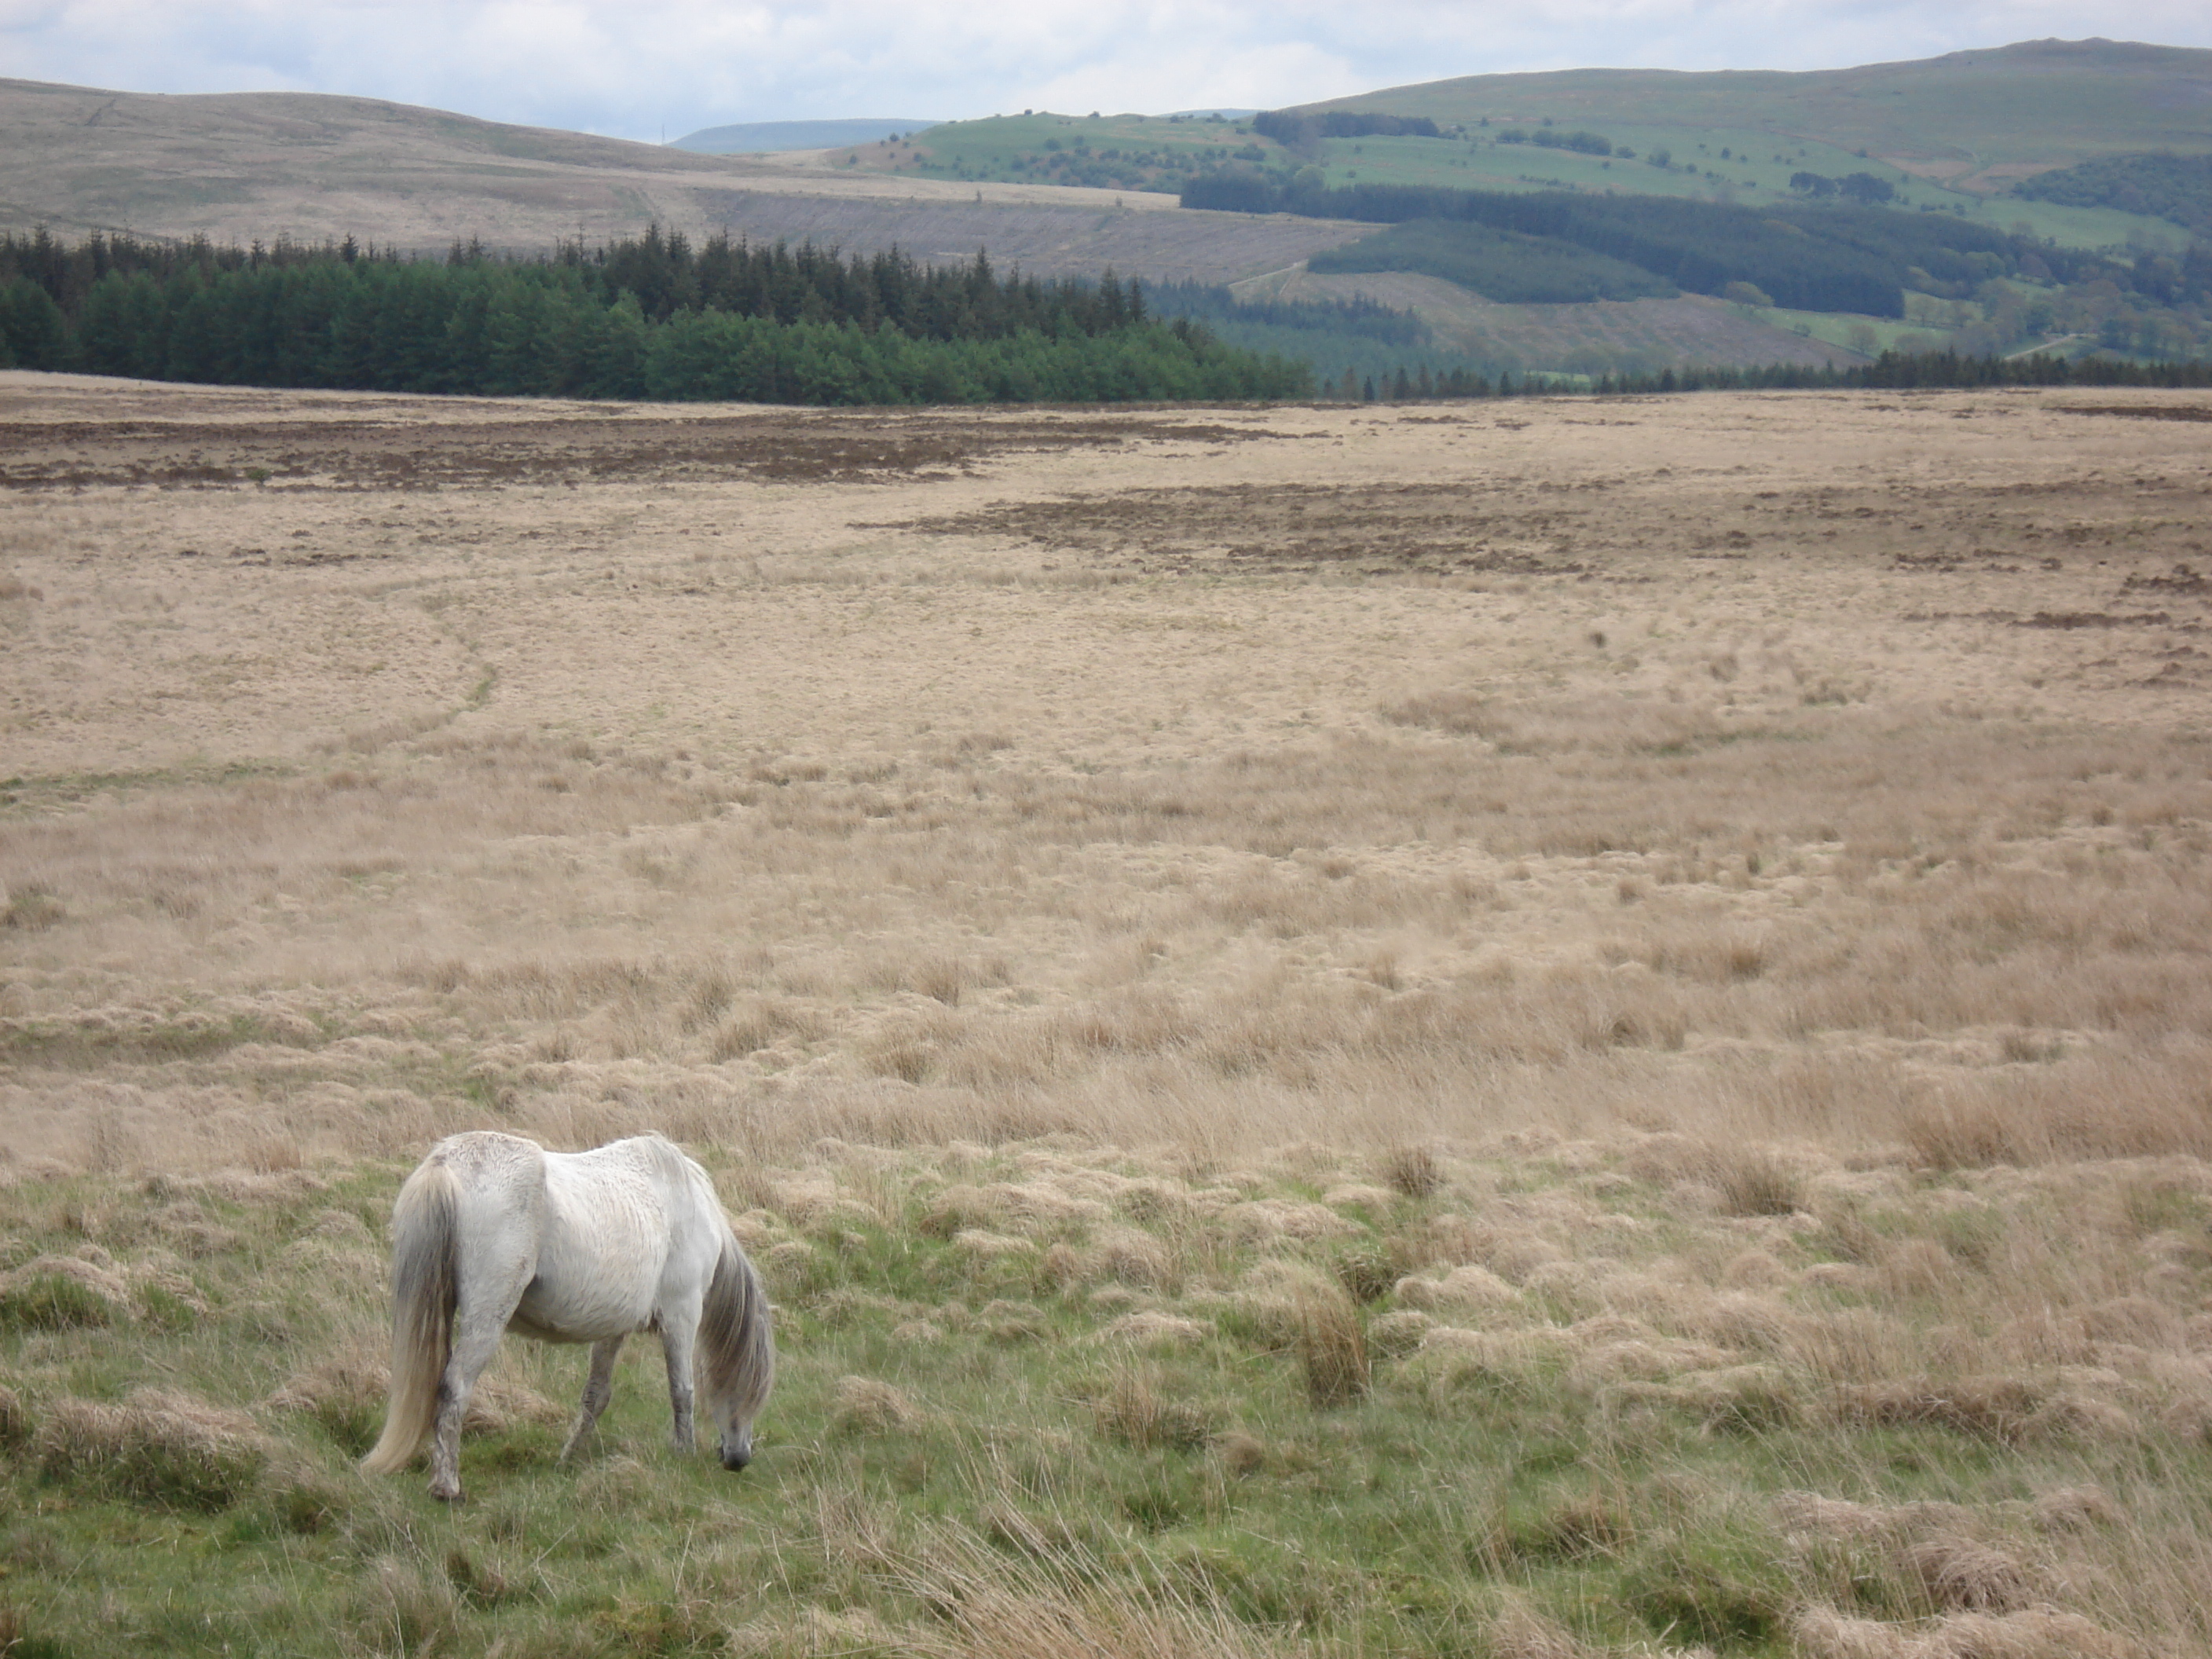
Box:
698 1230 775 1416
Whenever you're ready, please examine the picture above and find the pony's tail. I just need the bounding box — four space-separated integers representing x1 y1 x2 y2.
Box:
361 1158 460 1475
698 1235 775 1419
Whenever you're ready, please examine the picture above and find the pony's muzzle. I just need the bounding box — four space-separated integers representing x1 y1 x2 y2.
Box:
720 1426 754 1471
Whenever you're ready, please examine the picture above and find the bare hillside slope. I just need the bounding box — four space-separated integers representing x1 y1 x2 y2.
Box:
0 75 1362 285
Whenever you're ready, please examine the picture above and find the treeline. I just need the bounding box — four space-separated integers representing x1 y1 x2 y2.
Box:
1499 128 1614 156
0 228 1310 404
1596 350 2212 395
1789 171 1896 204
0 225 1159 341
2012 152 2212 240
1350 350 2212 402
1251 110 1441 148
1181 177 2193 317
1144 280 1431 347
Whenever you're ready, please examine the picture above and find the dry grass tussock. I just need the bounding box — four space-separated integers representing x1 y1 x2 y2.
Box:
5 384 2212 1655
32 1386 275 1511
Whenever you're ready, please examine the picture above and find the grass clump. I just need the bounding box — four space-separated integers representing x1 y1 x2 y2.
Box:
1092 1364 1216 1452
831 1374 927 1436
1 882 65 931
34 1390 272 1512
0 1267 119 1331
1618 1531 1792 1648
1295 1280 1370 1408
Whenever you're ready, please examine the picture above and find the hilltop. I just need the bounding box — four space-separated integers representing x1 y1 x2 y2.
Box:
0 77 1268 269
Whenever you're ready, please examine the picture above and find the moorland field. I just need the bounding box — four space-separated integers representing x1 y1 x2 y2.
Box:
3 374 2212 1657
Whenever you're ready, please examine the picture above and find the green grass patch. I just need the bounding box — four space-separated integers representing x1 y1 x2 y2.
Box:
1311 218 1677 304
0 1273 117 1332
0 1146 2201 1654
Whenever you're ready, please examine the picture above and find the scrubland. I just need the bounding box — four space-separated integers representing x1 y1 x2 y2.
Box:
2 372 2211 1656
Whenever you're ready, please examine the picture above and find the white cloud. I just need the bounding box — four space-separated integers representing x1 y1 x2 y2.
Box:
2 1 2207 141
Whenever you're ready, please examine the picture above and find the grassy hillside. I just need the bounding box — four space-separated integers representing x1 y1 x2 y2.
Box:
1309 38 2212 181
838 111 1268 196
2015 152 2212 237
1292 130 2185 254
1309 221 1677 306
1186 178 2212 364
0 78 1254 272
883 42 2209 257
0 75 778 246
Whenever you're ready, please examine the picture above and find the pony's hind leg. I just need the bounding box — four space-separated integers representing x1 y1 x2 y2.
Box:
427 1318 507 1501
561 1336 624 1461
428 1250 534 1501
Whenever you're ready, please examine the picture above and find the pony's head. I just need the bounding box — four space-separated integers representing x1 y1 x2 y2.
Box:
699 1236 775 1473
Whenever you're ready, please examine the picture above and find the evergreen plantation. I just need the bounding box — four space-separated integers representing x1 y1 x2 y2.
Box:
5 226 2210 407
0 229 1312 405
1181 176 2212 323
2013 152 2212 241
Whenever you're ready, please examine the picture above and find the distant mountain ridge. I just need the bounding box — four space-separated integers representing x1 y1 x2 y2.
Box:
672 119 940 154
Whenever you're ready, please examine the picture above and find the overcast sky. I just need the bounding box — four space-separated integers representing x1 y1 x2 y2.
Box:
4 2 2208 143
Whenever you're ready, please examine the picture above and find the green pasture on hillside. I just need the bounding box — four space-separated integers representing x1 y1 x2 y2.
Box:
895 112 2192 255
862 112 1263 193
1304 41 2212 167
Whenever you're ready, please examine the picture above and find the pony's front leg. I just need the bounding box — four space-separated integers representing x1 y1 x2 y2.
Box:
561 1336 624 1461
660 1317 698 1456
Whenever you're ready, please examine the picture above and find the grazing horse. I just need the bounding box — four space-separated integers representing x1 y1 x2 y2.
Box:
361 1131 774 1502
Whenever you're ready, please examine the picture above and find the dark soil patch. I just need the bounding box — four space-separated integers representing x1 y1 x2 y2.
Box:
2019 610 2172 628
884 482 1592 576
0 410 1284 491
2056 404 2212 423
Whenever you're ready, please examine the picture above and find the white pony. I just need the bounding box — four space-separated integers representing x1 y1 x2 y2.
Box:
361 1130 774 1503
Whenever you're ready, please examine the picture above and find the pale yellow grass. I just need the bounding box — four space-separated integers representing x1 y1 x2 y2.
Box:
2 375 2209 1183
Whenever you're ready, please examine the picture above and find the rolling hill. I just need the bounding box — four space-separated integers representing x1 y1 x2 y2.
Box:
0 77 1258 266
1305 38 2212 189
6 40 2206 383
861 40 2210 255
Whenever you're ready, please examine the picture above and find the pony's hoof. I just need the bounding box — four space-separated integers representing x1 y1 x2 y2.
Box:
430 1485 463 1503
